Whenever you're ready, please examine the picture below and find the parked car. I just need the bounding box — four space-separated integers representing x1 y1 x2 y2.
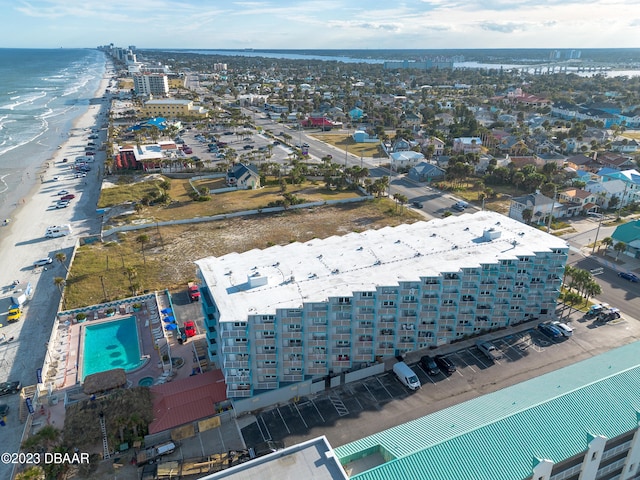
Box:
243 144 253 150
476 341 502 361
55 200 70 209
57 190 69 196
0 404 8 417
60 194 75 201
434 355 456 374
452 201 469 211
85 151 94 156
412 201 423 209
538 322 562 339
420 355 440 376
551 321 574 337
33 257 53 267
184 321 197 337
618 271 639 282
7 305 21 322
0 381 21 396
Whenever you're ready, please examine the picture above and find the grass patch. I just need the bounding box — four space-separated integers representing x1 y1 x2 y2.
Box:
105 177 364 227
65 199 421 309
98 176 167 208
310 134 386 158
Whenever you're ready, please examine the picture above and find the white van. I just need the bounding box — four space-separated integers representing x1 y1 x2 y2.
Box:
393 361 421 390
155 441 176 456
552 321 574 337
45 224 72 238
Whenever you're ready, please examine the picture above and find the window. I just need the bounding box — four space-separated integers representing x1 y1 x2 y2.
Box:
264 345 275 351
591 452 597 461
382 300 395 307
336 340 350 347
314 346 326 353
233 322 245 328
313 317 327 325
234 338 247 343
338 297 351 304
264 360 276 365
263 331 275 338
289 339 302 346
442 299 454 305
361 291 374 297
288 324 302 331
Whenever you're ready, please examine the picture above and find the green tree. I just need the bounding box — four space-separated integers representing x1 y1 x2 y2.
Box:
136 234 149 266
614 241 627 260
55 252 70 276
600 236 613 252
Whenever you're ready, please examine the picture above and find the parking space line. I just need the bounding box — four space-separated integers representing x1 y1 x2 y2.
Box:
345 385 365 411
416 365 437 384
310 398 325 423
258 415 271 441
375 376 394 399
451 351 476 373
468 348 495 367
362 381 379 402
276 407 291 434
293 402 309 429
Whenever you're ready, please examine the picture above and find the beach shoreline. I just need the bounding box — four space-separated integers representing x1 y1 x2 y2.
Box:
0 54 114 473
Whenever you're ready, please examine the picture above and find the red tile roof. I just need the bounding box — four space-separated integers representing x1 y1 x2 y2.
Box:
149 370 227 434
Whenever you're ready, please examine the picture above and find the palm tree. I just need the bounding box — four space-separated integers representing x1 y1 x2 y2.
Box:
135 234 149 266
614 241 627 260
600 236 613 253
563 291 583 319
124 266 137 295
583 280 602 305
55 252 70 276
53 277 65 295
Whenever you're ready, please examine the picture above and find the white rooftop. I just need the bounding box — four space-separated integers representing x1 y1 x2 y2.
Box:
195 211 568 322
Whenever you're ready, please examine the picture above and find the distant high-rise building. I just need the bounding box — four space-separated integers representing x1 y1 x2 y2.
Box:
133 73 169 97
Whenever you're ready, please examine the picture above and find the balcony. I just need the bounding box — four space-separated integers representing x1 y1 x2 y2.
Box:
253 339 276 347
378 321 396 329
355 327 374 336
282 374 304 383
307 367 327 375
307 339 327 347
355 314 375 321
223 360 249 369
332 360 351 368
376 348 395 356
221 330 248 339
353 354 374 362
254 382 279 390
281 331 303 339
378 308 396 315
227 388 252 398
332 318 352 327
354 299 374 307
282 346 303 354
254 353 277 361
307 325 327 333
221 345 249 354
257 367 277 375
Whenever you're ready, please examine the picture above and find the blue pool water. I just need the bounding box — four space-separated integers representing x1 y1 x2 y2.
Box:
82 316 142 380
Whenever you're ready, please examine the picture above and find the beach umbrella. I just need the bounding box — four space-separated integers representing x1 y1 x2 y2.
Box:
163 316 175 323
161 308 172 314
164 324 177 330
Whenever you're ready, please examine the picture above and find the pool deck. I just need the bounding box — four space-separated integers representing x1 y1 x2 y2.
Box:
40 293 210 431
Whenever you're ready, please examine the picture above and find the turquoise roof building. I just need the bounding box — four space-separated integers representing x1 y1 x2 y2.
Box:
335 341 640 480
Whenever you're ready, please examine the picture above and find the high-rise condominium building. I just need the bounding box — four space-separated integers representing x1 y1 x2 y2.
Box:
195 211 568 399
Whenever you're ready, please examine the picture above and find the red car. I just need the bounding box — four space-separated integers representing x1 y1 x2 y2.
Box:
60 194 75 201
184 321 197 337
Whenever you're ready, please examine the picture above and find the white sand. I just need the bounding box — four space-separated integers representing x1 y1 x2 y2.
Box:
0 57 113 465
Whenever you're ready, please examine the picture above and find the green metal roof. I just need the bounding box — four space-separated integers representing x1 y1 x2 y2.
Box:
612 219 640 244
335 341 640 480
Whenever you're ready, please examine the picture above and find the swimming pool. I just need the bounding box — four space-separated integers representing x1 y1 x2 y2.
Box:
82 316 143 380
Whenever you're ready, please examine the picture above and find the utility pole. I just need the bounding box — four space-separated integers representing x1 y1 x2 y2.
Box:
546 188 557 233
591 213 604 255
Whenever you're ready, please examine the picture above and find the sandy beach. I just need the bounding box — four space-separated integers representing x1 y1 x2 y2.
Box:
0 56 113 472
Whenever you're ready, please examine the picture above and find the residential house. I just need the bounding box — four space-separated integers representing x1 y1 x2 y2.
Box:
352 131 379 143
418 136 445 158
509 156 545 169
558 188 599 215
390 138 413 152
584 179 627 209
348 107 364 121
566 154 600 172
611 139 640 154
403 111 422 130
389 151 425 171
596 151 636 170
593 168 640 207
453 137 482 154
408 162 446 182
509 191 562 224
226 163 260 189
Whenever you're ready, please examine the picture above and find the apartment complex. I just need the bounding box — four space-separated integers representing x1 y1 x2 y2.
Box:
195 211 568 399
133 73 169 97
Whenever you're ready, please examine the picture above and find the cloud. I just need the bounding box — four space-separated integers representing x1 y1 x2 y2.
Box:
478 22 530 33
327 20 401 32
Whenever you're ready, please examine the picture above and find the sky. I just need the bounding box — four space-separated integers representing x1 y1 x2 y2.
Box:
3 0 640 50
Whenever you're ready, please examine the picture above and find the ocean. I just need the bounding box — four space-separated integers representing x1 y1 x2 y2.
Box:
0 48 106 218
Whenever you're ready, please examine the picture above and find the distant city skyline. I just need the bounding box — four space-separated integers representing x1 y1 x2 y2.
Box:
4 0 640 50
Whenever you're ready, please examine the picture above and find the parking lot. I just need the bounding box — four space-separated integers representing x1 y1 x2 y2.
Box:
240 310 638 449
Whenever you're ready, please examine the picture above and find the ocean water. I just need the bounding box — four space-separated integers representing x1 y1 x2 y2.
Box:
0 48 106 216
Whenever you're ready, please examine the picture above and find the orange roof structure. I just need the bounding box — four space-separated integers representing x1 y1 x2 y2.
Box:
149 370 227 434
